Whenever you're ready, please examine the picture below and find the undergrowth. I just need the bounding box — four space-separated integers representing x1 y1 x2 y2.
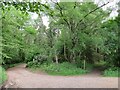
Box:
103 67 119 77
27 62 88 76
0 66 7 85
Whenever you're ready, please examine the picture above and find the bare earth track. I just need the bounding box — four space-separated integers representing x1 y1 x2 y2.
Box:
4 64 118 88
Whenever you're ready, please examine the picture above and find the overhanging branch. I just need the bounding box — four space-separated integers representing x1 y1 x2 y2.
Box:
56 2 71 29
76 1 110 28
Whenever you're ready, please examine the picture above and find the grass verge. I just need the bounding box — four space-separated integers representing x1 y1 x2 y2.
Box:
27 62 88 76
0 66 7 85
103 67 120 77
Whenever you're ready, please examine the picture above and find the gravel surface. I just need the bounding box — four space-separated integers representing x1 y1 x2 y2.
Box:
4 64 118 88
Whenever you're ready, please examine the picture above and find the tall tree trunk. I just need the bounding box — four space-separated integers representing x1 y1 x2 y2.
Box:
55 55 58 64
55 50 58 64
83 60 86 70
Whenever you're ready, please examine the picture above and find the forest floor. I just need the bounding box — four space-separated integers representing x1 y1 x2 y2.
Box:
3 64 118 88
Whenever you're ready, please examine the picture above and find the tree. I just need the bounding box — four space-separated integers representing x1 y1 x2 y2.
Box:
46 2 109 67
1 6 29 64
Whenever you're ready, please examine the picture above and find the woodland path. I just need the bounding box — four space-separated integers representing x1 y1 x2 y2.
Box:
3 64 118 88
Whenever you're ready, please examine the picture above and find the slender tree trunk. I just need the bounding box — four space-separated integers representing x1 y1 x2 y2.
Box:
83 60 86 70
55 50 58 64
64 43 68 61
72 51 76 64
55 55 58 64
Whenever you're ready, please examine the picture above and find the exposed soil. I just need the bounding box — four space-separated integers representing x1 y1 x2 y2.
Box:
3 64 118 88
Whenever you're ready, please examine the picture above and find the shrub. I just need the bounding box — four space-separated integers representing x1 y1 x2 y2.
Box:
27 61 41 68
103 67 119 77
3 63 23 69
75 60 94 71
32 54 47 64
27 62 88 76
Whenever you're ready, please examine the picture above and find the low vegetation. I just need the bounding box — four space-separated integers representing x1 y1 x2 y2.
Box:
3 63 23 69
103 67 119 77
27 62 88 76
0 66 7 85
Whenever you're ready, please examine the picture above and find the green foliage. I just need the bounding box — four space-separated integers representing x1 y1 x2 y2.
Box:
103 67 120 77
101 20 118 67
75 60 94 71
25 26 37 35
48 2 109 65
1 6 29 64
0 66 7 84
1 2 119 76
95 60 106 67
27 62 88 76
3 63 22 70
2 2 51 14
1 5 39 65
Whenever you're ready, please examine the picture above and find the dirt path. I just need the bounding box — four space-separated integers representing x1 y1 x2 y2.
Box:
3 64 118 88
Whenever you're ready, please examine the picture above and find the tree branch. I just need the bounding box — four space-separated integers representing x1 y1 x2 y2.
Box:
76 1 110 28
77 13 103 32
56 2 71 29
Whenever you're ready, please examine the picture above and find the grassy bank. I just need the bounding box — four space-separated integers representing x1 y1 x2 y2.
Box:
27 62 88 76
0 66 7 85
103 67 120 77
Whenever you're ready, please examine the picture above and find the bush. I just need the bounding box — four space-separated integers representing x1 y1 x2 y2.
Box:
103 67 119 77
0 66 7 85
32 54 47 64
3 63 22 69
95 60 106 67
75 60 94 71
26 61 48 68
27 62 88 76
